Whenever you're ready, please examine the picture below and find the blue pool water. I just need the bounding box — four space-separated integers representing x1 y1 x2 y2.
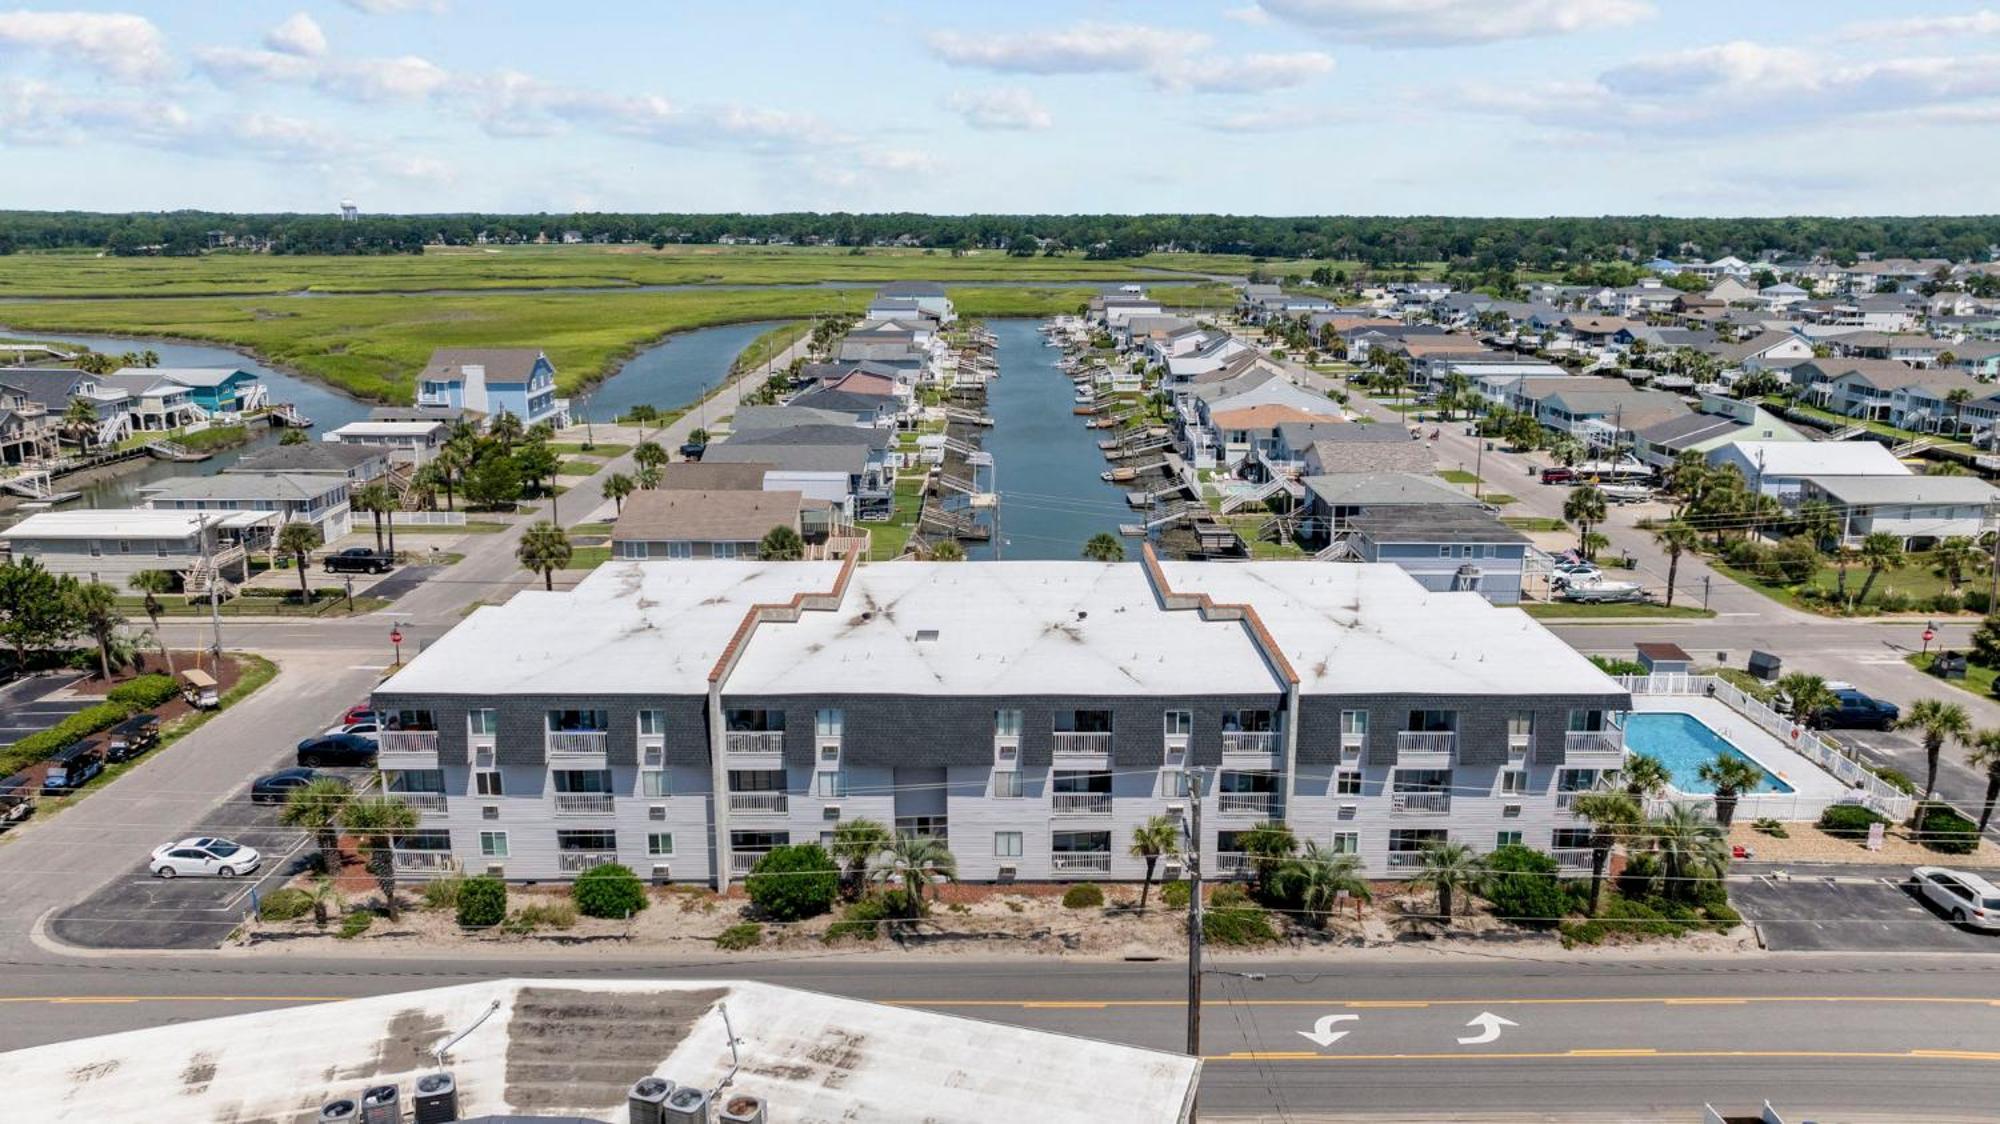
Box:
1623 712 1796 794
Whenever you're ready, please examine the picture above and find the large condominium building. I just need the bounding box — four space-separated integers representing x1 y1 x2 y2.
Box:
369 550 1629 885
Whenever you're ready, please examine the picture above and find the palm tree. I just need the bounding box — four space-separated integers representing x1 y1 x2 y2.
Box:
1896 698 1973 802
406 465 440 512
1621 753 1673 800
61 397 99 450
635 463 662 491
127 569 175 673
379 488 400 559
338 795 420 920
1932 536 1981 590
1795 499 1839 553
1652 519 1700 607
829 817 892 898
930 540 966 562
1776 672 1836 729
1965 728 2000 833
632 439 667 473
308 875 342 929
277 521 323 604
515 520 572 591
1082 532 1126 562
868 834 957 918
353 482 393 555
1646 802 1729 903
1270 842 1370 929
1409 841 1484 923
280 776 354 877
1563 485 1607 556
1128 814 1180 911
602 472 634 515
758 525 805 561
433 442 468 511
1853 531 1904 607
1694 753 1766 828
68 581 124 680
1571 790 1641 916
1237 820 1297 897
488 411 524 450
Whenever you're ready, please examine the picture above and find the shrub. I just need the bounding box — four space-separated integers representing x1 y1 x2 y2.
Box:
1160 880 1192 910
1818 804 1892 839
336 911 373 940
1203 903 1279 946
456 876 507 928
1765 537 1821 585
744 844 839 922
716 922 764 951
1588 656 1648 676
106 674 177 710
1722 538 1767 569
572 863 648 919
1968 589 1992 615
1752 818 1790 839
258 888 313 921
1912 803 1979 855
1875 590 1912 614
1480 845 1566 930
1868 766 1917 796
512 901 577 932
1061 884 1105 910
1210 883 1253 908
1930 591 1966 615
420 873 465 911
825 896 894 942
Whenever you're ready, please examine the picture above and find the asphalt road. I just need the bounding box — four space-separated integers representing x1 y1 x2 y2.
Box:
2 952 1998 1119
0 672 90 748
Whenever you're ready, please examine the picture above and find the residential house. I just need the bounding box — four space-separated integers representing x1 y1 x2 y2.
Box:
0 508 268 589
1718 331 1815 372
120 367 267 417
1795 475 1998 549
610 489 809 560
141 472 354 540
415 348 567 429
704 424 896 519
229 440 391 484
96 372 205 432
0 376 60 464
1301 471 1480 539
1708 439 1910 503
1944 340 2000 378
1343 508 1532 605
1631 395 1805 469
323 419 448 457
1534 387 1690 452
1299 429 1437 477
1801 359 1983 430
0 368 134 447
1757 283 1810 309
873 281 956 324
1828 332 1954 367
1209 403 1345 468
1707 277 1757 304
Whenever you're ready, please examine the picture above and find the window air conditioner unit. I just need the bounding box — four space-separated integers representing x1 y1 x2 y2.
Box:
1338 803 1357 818
1167 802 1186 816
484 864 505 878
481 805 499 820
1503 803 1522 817
996 863 1018 882
1162 861 1185 881
649 805 667 821
823 803 841 819
644 748 664 766
651 864 671 882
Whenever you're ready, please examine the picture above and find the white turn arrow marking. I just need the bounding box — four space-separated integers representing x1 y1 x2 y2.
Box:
1296 1013 1360 1047
1456 1011 1518 1045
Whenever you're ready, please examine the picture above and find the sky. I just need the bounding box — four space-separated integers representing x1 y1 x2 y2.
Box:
6 1 2000 217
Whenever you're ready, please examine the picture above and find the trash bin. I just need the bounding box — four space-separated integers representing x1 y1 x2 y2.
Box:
1933 651 1969 680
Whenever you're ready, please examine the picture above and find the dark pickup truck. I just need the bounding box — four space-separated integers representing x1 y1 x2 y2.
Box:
324 547 394 575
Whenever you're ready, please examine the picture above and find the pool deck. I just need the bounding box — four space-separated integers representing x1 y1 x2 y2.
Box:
1631 695 1851 815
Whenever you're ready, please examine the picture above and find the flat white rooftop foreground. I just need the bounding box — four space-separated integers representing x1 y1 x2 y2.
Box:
0 978 1199 1124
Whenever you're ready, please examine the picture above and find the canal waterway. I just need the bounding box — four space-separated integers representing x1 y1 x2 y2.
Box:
582 320 784 425
972 319 1131 560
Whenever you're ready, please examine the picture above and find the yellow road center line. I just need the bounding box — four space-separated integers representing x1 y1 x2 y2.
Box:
1343 1001 1431 1008
1664 998 1748 1005
1569 1048 1659 1056
1021 1001 1110 1009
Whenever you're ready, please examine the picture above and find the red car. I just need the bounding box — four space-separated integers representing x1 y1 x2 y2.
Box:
1540 467 1578 485
342 704 375 726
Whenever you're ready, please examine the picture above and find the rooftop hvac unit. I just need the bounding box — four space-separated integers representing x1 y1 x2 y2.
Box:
717 1092 767 1124
651 864 671 882
628 1076 675 1124
412 1072 459 1124
996 862 1017 882
359 1084 400 1124
317 1098 359 1122
660 1084 709 1124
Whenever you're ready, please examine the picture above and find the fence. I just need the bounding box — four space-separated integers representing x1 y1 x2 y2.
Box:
397 511 468 527
1614 674 1916 821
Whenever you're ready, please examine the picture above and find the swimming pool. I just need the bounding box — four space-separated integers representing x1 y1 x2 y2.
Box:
1623 712 1796 794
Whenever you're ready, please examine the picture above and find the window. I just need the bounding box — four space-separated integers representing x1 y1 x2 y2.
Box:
1161 769 1192 797
1557 768 1598 793
724 708 784 732
478 831 509 858
647 833 674 857
1500 770 1528 795
1507 712 1534 740
819 744 841 762
1340 710 1367 743
815 709 844 738
1437 545 1451 558
557 829 617 851
995 771 1024 798
1057 709 1113 733
1335 770 1362 796
640 770 669 798
1406 709 1456 733
1553 828 1592 849
89 540 101 557
638 709 667 736
388 709 435 731
994 709 1023 737
994 831 1023 858
475 771 504 797
468 709 499 736
1164 710 1193 736
1223 709 1277 733
547 709 608 733
814 771 846 798
1496 830 1523 848
1330 832 1359 855
712 542 739 560
1568 708 1608 733
552 769 612 794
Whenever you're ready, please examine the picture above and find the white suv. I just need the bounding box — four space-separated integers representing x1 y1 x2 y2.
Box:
1913 866 2000 931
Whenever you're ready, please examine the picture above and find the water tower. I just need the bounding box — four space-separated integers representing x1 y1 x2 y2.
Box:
340 200 358 222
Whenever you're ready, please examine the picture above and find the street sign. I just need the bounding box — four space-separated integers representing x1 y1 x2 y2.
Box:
1866 821 1885 851
390 628 403 645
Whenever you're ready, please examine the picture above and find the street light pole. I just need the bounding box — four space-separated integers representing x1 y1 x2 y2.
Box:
1185 771 1204 1122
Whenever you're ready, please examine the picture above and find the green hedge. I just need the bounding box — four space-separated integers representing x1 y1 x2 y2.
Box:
1913 803 1979 855
1160 880 1192 910
456 876 507 928
572 863 648 918
1817 804 1891 840
106 674 177 709
0 673 180 780
1481 844 1566 930
744 844 839 922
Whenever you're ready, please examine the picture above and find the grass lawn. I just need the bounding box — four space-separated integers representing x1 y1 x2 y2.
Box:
548 441 629 457
556 457 603 476
1502 516 1568 532
1708 666 1779 705
396 520 508 534
1483 493 1516 506
1711 551 1968 615
1907 652 1999 702
858 475 926 560
1772 400 1976 455
731 321 809 375
565 545 612 570
1439 469 1481 485
120 594 391 617
1523 601 1716 620
570 521 614 537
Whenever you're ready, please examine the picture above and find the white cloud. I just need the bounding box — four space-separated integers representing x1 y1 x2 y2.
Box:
1172 51 1333 93
927 22 1209 75
1600 41 1817 97
339 0 449 13
0 77 190 144
264 12 328 58
1196 103 1361 131
1255 0 1653 45
1223 5 1273 25
946 87 1053 130
861 148 941 176
1839 10 2000 41
195 47 449 102
0 10 170 81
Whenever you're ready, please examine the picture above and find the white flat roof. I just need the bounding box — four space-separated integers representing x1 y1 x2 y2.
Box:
0 978 1198 1124
0 508 212 541
1717 439 1909 478
327 420 445 436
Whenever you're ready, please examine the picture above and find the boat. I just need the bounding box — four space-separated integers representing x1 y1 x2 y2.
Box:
1599 483 1654 504
1103 467 1138 483
1556 577 1645 604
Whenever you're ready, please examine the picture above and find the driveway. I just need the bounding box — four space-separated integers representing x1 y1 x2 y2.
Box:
1731 868 2000 953
0 672 90 748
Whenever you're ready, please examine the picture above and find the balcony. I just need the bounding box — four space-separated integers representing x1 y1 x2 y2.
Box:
1564 730 1626 766
730 791 789 815
553 793 614 817
1217 792 1277 817
377 730 439 768
1555 792 1583 812
1052 793 1112 816
1391 792 1451 815
1053 732 1112 756
558 851 617 874
730 851 765 876
726 731 786 755
1396 731 1457 766
1213 852 1250 878
396 792 447 817
547 731 608 759
392 850 454 874
1385 851 1427 871
1221 731 1279 756
1050 852 1113 874
1551 847 1595 871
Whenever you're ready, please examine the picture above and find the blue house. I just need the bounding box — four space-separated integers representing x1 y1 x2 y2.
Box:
416 348 567 428
121 367 267 417
1343 507 1531 605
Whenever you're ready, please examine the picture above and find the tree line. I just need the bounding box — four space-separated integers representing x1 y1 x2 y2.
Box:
4 210 2000 269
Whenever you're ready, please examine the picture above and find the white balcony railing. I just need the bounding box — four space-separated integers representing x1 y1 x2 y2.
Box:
547 731 608 756
730 791 789 815
554 793 614 816
1217 792 1276 817
1392 792 1451 815
1053 732 1113 755
377 730 438 755
1051 792 1112 816
396 792 447 816
392 850 454 873
558 851 617 874
1050 852 1113 873
1213 852 1251 877
1385 851 1428 870
1396 731 1457 761
1551 848 1595 870
1556 792 1582 812
1564 731 1625 759
726 731 785 754
731 851 765 875
1221 731 1278 754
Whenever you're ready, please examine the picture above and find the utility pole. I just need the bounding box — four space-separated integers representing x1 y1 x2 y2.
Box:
1185 770 1204 1121
196 514 223 673
1987 498 2000 612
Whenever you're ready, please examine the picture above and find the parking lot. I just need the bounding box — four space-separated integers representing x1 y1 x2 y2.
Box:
1731 867 2000 953
0 672 91 749
47 765 369 950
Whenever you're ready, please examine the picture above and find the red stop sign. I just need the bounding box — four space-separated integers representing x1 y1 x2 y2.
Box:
390 628 404 645
1923 629 1936 643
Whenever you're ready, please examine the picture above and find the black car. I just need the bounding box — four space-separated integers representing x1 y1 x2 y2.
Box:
679 441 706 461
296 732 378 767
104 714 160 763
1818 687 1901 730
251 767 346 804
324 547 394 575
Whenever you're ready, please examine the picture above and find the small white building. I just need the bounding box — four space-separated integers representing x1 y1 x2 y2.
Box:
1708 439 1909 504
323 419 447 458
0 508 271 589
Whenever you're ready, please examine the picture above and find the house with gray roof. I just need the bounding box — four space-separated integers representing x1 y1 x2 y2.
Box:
1341 507 1532 605
1797 474 1999 549
610 489 807 560
705 425 894 518
141 471 353 540
1302 472 1481 543
228 440 389 483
